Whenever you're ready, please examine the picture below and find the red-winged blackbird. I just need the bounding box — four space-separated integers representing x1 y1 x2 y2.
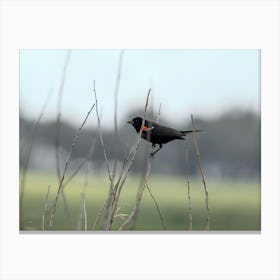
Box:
127 116 203 156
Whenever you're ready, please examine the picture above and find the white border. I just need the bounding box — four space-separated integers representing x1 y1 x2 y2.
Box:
1 1 279 279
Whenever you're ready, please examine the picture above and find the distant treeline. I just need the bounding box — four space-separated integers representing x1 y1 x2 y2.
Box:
20 110 260 179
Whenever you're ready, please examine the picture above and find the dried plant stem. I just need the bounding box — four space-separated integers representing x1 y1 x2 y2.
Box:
146 181 166 230
156 103 162 122
142 103 166 230
49 102 95 227
20 88 53 229
41 185 51 230
92 200 106 230
103 50 124 228
55 50 71 182
185 143 192 231
110 50 124 190
91 150 131 230
107 89 151 230
191 114 209 230
61 191 73 228
62 158 87 187
93 89 151 230
77 151 93 230
54 51 72 228
63 130 98 189
119 157 152 231
93 80 112 182
82 193 87 230
92 80 115 229
77 192 88 231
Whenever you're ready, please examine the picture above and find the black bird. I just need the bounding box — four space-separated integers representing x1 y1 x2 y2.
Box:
127 116 203 157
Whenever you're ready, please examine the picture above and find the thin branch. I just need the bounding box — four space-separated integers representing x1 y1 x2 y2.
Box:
75 131 99 230
107 89 151 230
142 103 167 230
55 50 71 182
41 185 51 231
93 80 112 182
83 193 87 231
118 156 152 231
49 102 95 227
92 149 131 230
62 158 88 187
62 126 98 189
91 80 115 230
103 50 124 228
185 140 192 231
111 50 124 188
191 114 209 230
20 88 53 229
61 191 73 229
146 181 166 230
118 101 163 230
92 199 106 230
116 88 151 188
156 103 162 122
93 89 151 230
77 152 92 231
54 51 72 228
77 192 88 231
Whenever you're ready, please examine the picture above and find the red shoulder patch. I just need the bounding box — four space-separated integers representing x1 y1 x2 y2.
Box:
142 125 154 131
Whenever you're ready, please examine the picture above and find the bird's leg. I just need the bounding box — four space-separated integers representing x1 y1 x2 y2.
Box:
150 144 163 158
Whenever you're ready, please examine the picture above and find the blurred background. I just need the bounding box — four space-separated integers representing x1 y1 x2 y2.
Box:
20 49 261 231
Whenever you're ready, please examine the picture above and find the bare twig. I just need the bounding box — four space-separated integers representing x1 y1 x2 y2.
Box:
92 200 106 230
185 140 192 230
142 102 167 230
118 156 152 231
156 103 162 122
61 191 73 228
191 114 209 230
91 80 115 229
42 185 51 230
77 191 88 231
92 146 131 230
75 129 100 230
63 130 98 188
146 181 166 230
107 89 151 230
102 50 124 228
63 158 87 187
93 80 112 182
77 140 96 231
55 50 71 182
111 50 124 188
93 89 151 230
41 185 51 231
117 95 165 231
20 88 53 229
49 102 95 227
54 50 72 228
82 193 87 230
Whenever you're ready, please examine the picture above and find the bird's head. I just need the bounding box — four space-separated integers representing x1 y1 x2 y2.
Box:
127 116 143 132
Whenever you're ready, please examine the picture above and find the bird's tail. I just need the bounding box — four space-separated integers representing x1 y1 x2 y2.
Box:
181 129 204 134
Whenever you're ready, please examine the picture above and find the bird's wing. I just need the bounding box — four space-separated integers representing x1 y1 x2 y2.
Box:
152 124 185 138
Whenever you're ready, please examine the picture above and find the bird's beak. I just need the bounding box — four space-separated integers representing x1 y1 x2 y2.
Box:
127 120 133 124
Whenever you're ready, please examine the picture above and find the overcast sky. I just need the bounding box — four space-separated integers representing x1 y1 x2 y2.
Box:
20 49 260 129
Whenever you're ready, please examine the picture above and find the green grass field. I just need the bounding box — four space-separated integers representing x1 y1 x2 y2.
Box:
20 171 261 231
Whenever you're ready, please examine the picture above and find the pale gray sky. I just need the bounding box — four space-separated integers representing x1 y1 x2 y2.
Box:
20 49 260 128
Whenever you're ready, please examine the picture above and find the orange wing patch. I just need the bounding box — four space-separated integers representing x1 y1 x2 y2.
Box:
142 125 154 131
